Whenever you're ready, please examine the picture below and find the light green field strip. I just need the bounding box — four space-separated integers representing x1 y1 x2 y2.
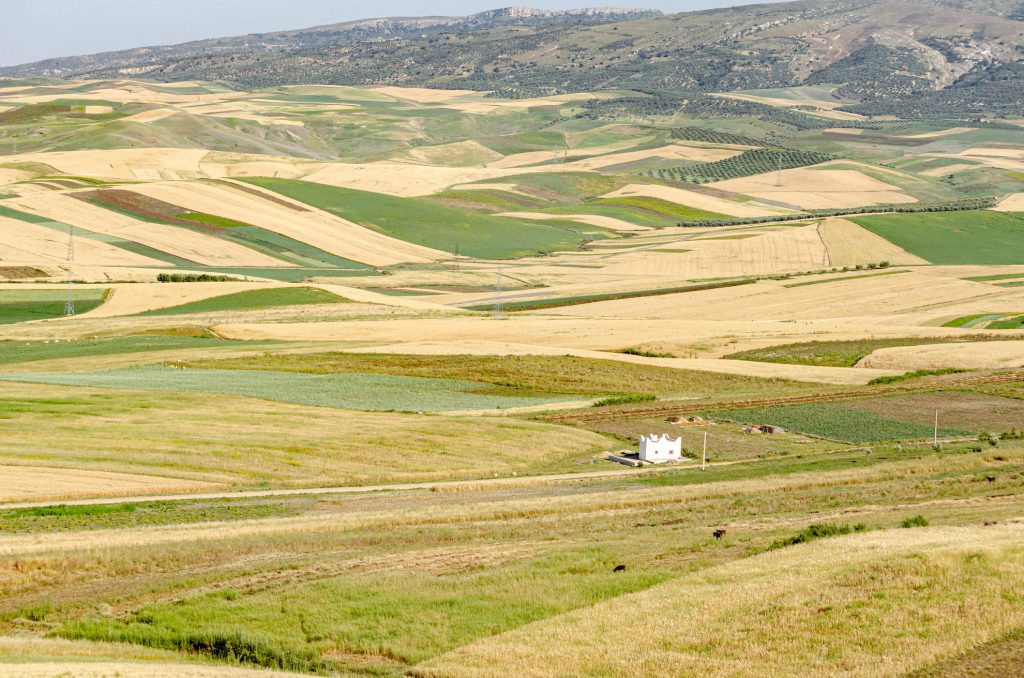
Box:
0 366 577 412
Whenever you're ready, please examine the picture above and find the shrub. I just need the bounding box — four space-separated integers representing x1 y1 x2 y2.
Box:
900 515 929 528
157 273 237 283
593 394 657 408
620 348 676 358
979 430 1000 447
771 522 867 549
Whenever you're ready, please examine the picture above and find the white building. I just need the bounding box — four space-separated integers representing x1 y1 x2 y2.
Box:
639 434 683 463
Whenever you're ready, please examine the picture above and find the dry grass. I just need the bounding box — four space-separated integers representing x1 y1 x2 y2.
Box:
0 381 610 489
0 466 221 503
419 525 1024 677
859 341 1024 371
818 218 929 267
711 166 915 209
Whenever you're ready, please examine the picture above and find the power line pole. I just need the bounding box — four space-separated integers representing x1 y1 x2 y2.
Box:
702 431 708 471
934 409 939 446
64 224 76 316
493 267 503 319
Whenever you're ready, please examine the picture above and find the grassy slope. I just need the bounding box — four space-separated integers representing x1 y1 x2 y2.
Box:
6 441 1020 677
707 402 969 443
239 178 611 259
0 367 580 413
852 211 1024 265
137 287 346 317
0 381 608 486
181 352 802 399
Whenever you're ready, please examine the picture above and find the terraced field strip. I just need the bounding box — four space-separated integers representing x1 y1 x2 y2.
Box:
0 289 108 324
240 177 613 259
75 189 368 270
546 372 1024 423
0 204 195 266
463 279 755 312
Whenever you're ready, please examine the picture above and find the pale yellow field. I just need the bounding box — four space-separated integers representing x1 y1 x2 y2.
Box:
994 192 1024 211
818 218 929 266
1 82 250 106
404 140 504 167
6 148 209 181
420 525 1024 678
603 183 788 218
562 144 740 170
711 91 847 110
711 166 916 209
0 637 311 677
824 127 863 135
6 193 284 267
499 211 650 232
127 180 447 265
903 127 972 138
302 162 538 197
919 163 975 176
77 281 274 318
598 223 829 278
0 215 163 267
859 340 1024 370
0 168 35 186
342 340 898 385
0 465 222 503
958 147 1024 158
547 270 998 323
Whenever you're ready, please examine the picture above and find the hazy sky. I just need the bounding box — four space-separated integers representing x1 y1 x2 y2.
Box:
0 0 748 67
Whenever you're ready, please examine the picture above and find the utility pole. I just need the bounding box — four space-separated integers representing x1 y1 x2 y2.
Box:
702 431 708 471
489 268 501 321
934 409 939 446
64 224 76 316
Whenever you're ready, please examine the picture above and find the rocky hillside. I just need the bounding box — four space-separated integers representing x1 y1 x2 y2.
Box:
0 7 660 80
3 0 1022 117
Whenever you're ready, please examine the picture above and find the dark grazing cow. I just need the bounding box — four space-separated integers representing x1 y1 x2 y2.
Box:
713 529 727 540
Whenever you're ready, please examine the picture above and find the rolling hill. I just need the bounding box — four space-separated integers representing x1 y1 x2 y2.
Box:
4 0 1023 118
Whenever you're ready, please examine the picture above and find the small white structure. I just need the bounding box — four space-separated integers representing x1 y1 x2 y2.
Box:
639 434 683 463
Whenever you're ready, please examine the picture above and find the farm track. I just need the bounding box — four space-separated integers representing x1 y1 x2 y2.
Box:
546 371 1024 423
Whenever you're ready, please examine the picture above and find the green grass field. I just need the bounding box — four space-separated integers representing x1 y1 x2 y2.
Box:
537 196 726 227
852 211 1024 264
0 289 107 324
0 335 271 366
0 366 579 412
725 337 1010 367
137 287 347 316
706 402 970 443
239 178 611 259
181 352 802 399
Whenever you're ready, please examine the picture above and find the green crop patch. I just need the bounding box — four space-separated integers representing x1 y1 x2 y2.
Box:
76 190 367 269
0 335 273 366
137 287 349 317
58 548 667 670
239 177 610 259
706 402 970 443
180 352 794 398
852 211 1024 265
0 366 579 412
537 196 727 227
0 289 107 324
